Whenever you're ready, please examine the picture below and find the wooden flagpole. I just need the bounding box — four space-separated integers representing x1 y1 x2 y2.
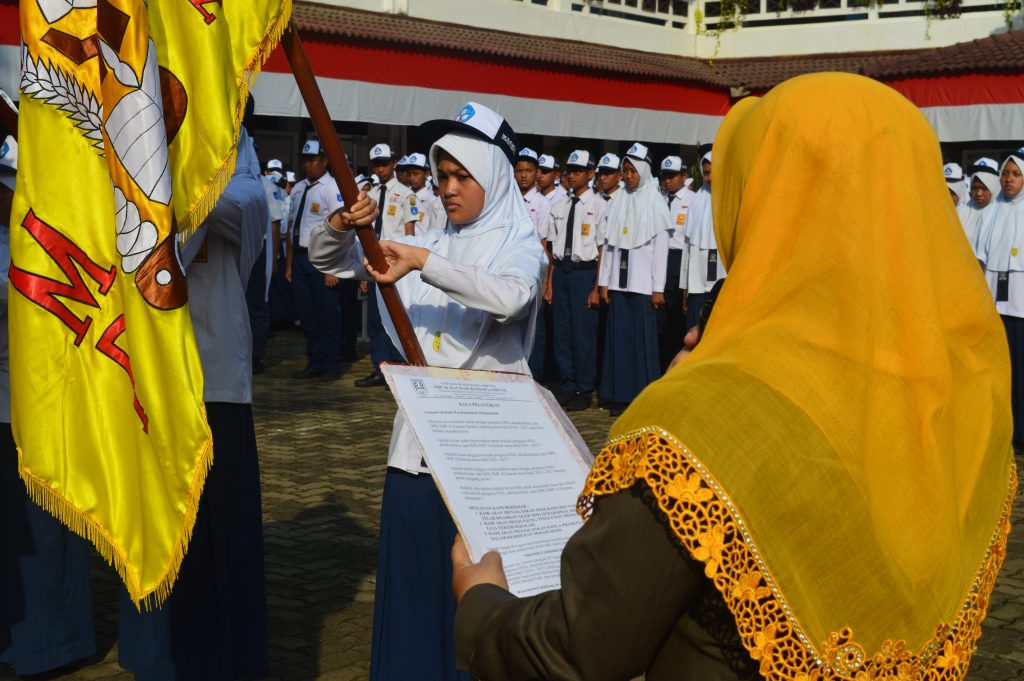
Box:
280 25 427 367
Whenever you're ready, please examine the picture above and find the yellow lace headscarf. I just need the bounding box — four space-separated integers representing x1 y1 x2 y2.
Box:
580 73 1016 680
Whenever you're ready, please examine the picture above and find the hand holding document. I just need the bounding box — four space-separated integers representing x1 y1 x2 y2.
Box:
382 365 593 597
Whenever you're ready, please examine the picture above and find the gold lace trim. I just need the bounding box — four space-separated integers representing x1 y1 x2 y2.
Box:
577 428 1017 680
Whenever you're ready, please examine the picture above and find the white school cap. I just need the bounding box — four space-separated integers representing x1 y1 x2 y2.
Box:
565 150 593 169
597 153 620 171
538 154 558 171
301 139 324 156
266 158 283 171
404 152 429 169
625 142 651 166
943 162 964 183
660 156 685 174
518 147 540 165
369 143 393 162
418 101 519 166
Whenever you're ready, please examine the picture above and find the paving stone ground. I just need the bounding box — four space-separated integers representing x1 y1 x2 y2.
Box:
3 330 1023 680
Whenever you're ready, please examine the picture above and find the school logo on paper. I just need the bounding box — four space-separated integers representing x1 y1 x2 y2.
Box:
456 105 475 123
412 379 428 397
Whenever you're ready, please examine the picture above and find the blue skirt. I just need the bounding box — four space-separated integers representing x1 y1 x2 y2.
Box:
1004 315 1024 448
118 403 268 681
600 290 661 405
0 423 95 675
371 468 470 681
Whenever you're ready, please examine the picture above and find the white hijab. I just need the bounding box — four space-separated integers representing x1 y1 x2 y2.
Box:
604 155 672 249
688 151 716 250
382 132 543 367
963 165 1001 252
980 154 1024 272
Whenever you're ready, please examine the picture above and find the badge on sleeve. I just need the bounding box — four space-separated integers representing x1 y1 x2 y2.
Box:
337 194 344 202
410 196 417 206
411 206 419 216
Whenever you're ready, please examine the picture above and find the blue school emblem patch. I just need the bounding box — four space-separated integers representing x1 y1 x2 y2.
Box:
456 105 475 123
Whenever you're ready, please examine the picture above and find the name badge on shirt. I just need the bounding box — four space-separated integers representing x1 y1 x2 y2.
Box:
707 250 718 281
581 223 591 237
997 272 1010 302
310 202 320 214
388 205 397 216
676 213 686 226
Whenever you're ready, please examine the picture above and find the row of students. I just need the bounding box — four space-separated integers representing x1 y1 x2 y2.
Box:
963 149 1024 448
513 144 724 415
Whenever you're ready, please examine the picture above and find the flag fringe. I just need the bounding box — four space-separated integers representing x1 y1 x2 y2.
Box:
177 0 294 242
17 431 214 611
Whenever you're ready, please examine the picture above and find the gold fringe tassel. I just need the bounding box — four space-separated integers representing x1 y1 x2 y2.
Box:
18 430 213 610
177 0 294 242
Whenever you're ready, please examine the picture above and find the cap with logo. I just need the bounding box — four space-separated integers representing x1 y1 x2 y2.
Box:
301 139 325 157
418 102 519 166
660 156 686 175
943 162 964 183
597 153 621 172
266 158 283 171
397 154 410 167
354 174 370 187
369 143 394 163
517 147 540 166
0 134 16 192
538 154 559 171
403 152 429 169
565 150 594 170
971 157 999 175
624 142 651 166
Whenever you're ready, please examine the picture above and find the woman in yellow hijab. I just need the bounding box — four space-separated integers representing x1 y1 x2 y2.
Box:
450 72 1016 681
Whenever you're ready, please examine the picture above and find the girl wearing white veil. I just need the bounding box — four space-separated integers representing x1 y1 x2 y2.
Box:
309 102 546 681
683 150 725 330
978 150 1024 448
963 158 1000 255
598 143 672 416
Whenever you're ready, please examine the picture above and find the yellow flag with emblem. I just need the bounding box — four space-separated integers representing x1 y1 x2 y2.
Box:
13 0 291 607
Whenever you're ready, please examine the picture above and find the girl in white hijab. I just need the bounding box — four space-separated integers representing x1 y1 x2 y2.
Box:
683 150 724 330
598 143 672 416
963 158 1001 255
308 102 545 681
977 150 1024 448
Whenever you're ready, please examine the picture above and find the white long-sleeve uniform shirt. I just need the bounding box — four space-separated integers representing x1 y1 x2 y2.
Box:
598 231 669 295
289 172 343 248
547 188 607 263
308 219 546 473
523 186 551 242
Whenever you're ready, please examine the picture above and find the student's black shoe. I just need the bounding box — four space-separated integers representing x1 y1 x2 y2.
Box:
608 402 628 417
293 366 322 379
565 393 591 412
355 372 386 388
252 358 266 375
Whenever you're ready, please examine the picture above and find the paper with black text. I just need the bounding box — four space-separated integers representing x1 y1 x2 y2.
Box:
382 364 593 597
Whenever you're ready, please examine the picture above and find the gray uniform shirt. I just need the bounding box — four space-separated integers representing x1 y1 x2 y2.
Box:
179 129 267 404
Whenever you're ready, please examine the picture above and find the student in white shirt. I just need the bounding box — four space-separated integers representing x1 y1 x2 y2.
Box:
659 155 696 371
537 154 562 202
683 151 724 331
963 158 1000 254
978 150 1024 448
403 152 436 234
598 143 671 416
517 147 554 379
595 153 622 202
286 139 344 381
358 144 418 388
310 101 545 681
546 150 607 411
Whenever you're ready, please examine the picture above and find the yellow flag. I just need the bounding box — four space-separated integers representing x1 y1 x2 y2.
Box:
13 0 291 607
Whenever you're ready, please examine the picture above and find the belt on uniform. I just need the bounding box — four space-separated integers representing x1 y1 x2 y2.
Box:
556 258 597 271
